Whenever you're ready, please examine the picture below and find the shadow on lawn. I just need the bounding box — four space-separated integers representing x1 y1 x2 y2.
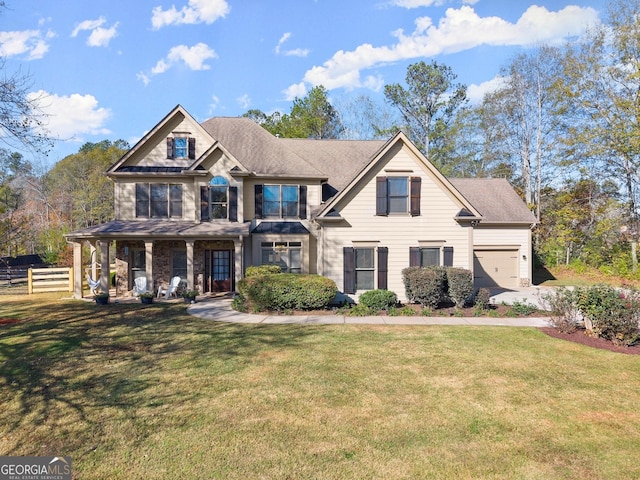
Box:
0 297 320 454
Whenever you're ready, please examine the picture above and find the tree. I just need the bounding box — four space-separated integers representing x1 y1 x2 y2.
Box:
244 86 344 139
0 148 33 256
383 60 467 169
479 46 564 219
555 0 640 269
45 140 127 230
333 94 398 140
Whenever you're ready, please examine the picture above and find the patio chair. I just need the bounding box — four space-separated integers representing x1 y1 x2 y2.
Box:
132 277 147 297
86 273 101 295
157 276 181 299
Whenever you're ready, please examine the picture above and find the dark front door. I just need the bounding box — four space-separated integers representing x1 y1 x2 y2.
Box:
204 250 233 292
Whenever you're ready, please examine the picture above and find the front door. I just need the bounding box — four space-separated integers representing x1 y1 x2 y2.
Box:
204 250 233 292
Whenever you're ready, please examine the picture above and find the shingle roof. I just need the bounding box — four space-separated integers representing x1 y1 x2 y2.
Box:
449 178 537 224
199 117 326 178
66 220 250 240
280 138 386 192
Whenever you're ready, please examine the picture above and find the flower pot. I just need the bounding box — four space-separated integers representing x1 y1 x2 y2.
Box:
140 296 154 304
184 297 196 303
95 296 109 305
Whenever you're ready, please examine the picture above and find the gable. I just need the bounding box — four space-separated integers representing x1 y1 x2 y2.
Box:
316 132 480 221
107 105 214 174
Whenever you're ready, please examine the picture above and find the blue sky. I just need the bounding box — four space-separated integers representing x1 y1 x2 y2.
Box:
1 0 605 166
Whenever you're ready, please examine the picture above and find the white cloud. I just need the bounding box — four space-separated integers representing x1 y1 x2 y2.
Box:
208 95 220 114
288 4 599 93
275 32 309 57
236 94 251 109
388 0 445 8
466 75 507 103
151 0 230 29
283 82 307 101
0 29 54 59
72 17 119 47
141 43 217 84
27 90 111 141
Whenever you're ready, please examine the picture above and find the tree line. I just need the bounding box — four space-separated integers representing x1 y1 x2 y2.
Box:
1 0 638 279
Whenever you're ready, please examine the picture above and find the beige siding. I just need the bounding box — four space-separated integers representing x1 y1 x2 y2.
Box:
473 226 532 285
322 144 471 303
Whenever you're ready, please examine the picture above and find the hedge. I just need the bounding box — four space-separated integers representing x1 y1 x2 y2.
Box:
237 273 337 311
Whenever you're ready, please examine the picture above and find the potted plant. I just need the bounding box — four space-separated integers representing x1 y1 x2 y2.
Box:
94 292 109 305
182 290 199 303
139 292 154 304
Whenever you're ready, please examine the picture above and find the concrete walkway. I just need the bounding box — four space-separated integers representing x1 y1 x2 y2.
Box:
187 287 553 327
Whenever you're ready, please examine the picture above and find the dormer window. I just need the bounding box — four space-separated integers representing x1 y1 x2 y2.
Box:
200 176 238 222
167 136 195 160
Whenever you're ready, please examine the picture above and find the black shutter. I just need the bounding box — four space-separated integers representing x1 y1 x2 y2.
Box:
255 185 263 219
167 138 174 159
376 176 388 216
444 246 454 267
343 247 355 294
188 137 196 159
377 247 388 290
409 247 421 267
410 177 421 216
298 185 307 219
200 186 210 221
228 186 238 222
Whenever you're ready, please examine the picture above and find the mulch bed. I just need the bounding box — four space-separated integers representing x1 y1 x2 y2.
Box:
539 327 640 355
0 318 23 325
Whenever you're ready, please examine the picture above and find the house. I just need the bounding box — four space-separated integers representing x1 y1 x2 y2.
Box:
66 105 537 303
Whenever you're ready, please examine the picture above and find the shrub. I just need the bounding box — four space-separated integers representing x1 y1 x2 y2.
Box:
474 288 491 310
245 264 282 277
402 267 446 308
344 304 373 316
446 268 473 308
237 274 337 311
359 289 398 312
510 299 538 316
575 284 640 346
539 287 580 333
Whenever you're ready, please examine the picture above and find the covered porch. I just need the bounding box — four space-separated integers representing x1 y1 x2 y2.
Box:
66 220 250 300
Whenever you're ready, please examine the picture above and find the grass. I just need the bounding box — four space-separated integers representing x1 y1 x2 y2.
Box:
1 293 640 479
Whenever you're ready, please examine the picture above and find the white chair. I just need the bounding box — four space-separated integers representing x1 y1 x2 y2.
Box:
157 276 181 299
133 277 147 297
86 273 101 295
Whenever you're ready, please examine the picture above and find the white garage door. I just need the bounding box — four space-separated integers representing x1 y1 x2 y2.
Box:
473 249 518 288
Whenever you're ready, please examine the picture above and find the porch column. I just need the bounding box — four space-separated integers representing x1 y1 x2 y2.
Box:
185 240 194 291
233 237 243 291
145 241 154 293
99 239 110 294
72 241 83 299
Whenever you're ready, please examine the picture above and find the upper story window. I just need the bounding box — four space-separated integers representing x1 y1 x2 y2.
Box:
255 184 307 219
200 177 238 222
136 183 183 218
376 176 421 216
167 136 195 160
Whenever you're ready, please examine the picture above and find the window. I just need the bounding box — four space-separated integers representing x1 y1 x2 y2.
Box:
343 246 388 294
210 176 228 219
167 137 195 159
172 249 187 284
136 183 182 218
255 185 306 219
200 178 237 221
263 185 298 217
261 241 302 273
421 247 440 266
410 246 454 267
377 176 421 216
355 248 374 290
174 138 187 158
387 177 408 213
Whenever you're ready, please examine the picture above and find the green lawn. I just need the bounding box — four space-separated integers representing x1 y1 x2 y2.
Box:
1 293 639 479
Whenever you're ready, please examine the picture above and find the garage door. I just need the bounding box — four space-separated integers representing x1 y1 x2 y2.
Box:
473 250 518 288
